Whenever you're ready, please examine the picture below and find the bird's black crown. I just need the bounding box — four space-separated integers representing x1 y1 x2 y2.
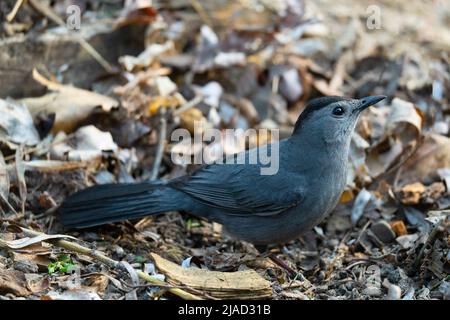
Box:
294 96 351 132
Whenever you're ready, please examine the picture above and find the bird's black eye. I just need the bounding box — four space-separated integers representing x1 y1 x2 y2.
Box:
332 106 345 116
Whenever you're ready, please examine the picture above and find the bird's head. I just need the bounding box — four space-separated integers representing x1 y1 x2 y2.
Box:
293 95 386 146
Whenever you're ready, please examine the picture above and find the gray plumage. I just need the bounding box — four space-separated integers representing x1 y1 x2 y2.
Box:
60 95 386 245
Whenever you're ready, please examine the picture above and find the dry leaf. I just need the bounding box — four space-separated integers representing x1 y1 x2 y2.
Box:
0 98 40 146
22 160 89 172
21 69 118 133
13 252 51 269
84 274 109 296
366 99 423 178
24 274 49 294
0 265 30 296
398 182 426 205
44 289 102 300
179 108 209 134
0 234 76 250
115 0 157 27
119 42 173 72
65 125 118 162
399 133 450 185
151 253 272 299
0 151 10 202
15 147 26 213
390 220 408 237
148 96 182 116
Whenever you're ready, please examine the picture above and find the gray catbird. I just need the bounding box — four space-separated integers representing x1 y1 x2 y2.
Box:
60 95 385 246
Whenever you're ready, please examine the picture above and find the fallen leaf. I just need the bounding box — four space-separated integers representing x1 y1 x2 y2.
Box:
115 0 157 27
24 274 49 294
0 151 10 202
119 41 174 72
84 274 109 297
390 220 408 237
0 98 40 146
179 108 210 135
0 234 76 250
21 69 118 133
22 160 89 172
15 147 26 213
396 234 419 249
0 267 30 296
13 252 51 270
400 133 450 185
398 182 426 205
44 289 102 300
151 253 272 299
366 98 423 178
351 189 372 225
66 125 118 162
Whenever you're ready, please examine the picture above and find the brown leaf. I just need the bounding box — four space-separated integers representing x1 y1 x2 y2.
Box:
0 234 76 250
398 182 426 205
179 108 210 135
24 274 49 294
366 98 423 179
84 274 109 297
400 133 450 185
20 69 118 133
151 253 272 299
0 267 30 296
390 220 408 237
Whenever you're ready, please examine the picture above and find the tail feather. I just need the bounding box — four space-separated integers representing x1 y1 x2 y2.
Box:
60 182 179 228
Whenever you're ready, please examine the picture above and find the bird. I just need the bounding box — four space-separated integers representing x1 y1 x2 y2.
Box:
60 95 385 250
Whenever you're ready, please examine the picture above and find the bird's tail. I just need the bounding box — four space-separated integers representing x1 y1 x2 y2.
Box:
59 182 179 228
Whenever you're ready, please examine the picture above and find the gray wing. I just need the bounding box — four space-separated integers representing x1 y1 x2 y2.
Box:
169 162 304 217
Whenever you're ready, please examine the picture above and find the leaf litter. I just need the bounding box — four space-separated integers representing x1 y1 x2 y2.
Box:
0 0 449 300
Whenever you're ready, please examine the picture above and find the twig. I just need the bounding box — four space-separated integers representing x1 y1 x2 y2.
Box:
409 221 446 275
28 0 114 73
6 0 26 22
173 95 203 116
0 193 18 217
18 226 202 300
189 0 215 29
150 108 167 181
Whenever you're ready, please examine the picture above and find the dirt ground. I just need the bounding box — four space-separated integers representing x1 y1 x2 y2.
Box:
0 0 449 300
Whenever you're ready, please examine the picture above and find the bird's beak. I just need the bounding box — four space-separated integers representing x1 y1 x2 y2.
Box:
357 95 386 112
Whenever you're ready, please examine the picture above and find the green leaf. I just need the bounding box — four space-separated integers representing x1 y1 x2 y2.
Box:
48 263 56 274
134 255 146 263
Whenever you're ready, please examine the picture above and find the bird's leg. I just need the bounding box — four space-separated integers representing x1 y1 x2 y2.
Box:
268 253 298 278
255 245 300 279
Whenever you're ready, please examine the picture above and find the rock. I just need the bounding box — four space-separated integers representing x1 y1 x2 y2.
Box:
370 220 396 244
386 284 402 300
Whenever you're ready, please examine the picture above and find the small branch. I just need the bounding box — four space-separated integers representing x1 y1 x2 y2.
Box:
409 221 447 275
173 95 203 117
189 0 215 29
6 0 26 22
19 226 202 300
0 193 18 217
150 108 168 181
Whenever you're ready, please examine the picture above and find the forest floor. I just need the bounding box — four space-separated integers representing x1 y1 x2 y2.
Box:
0 0 449 300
